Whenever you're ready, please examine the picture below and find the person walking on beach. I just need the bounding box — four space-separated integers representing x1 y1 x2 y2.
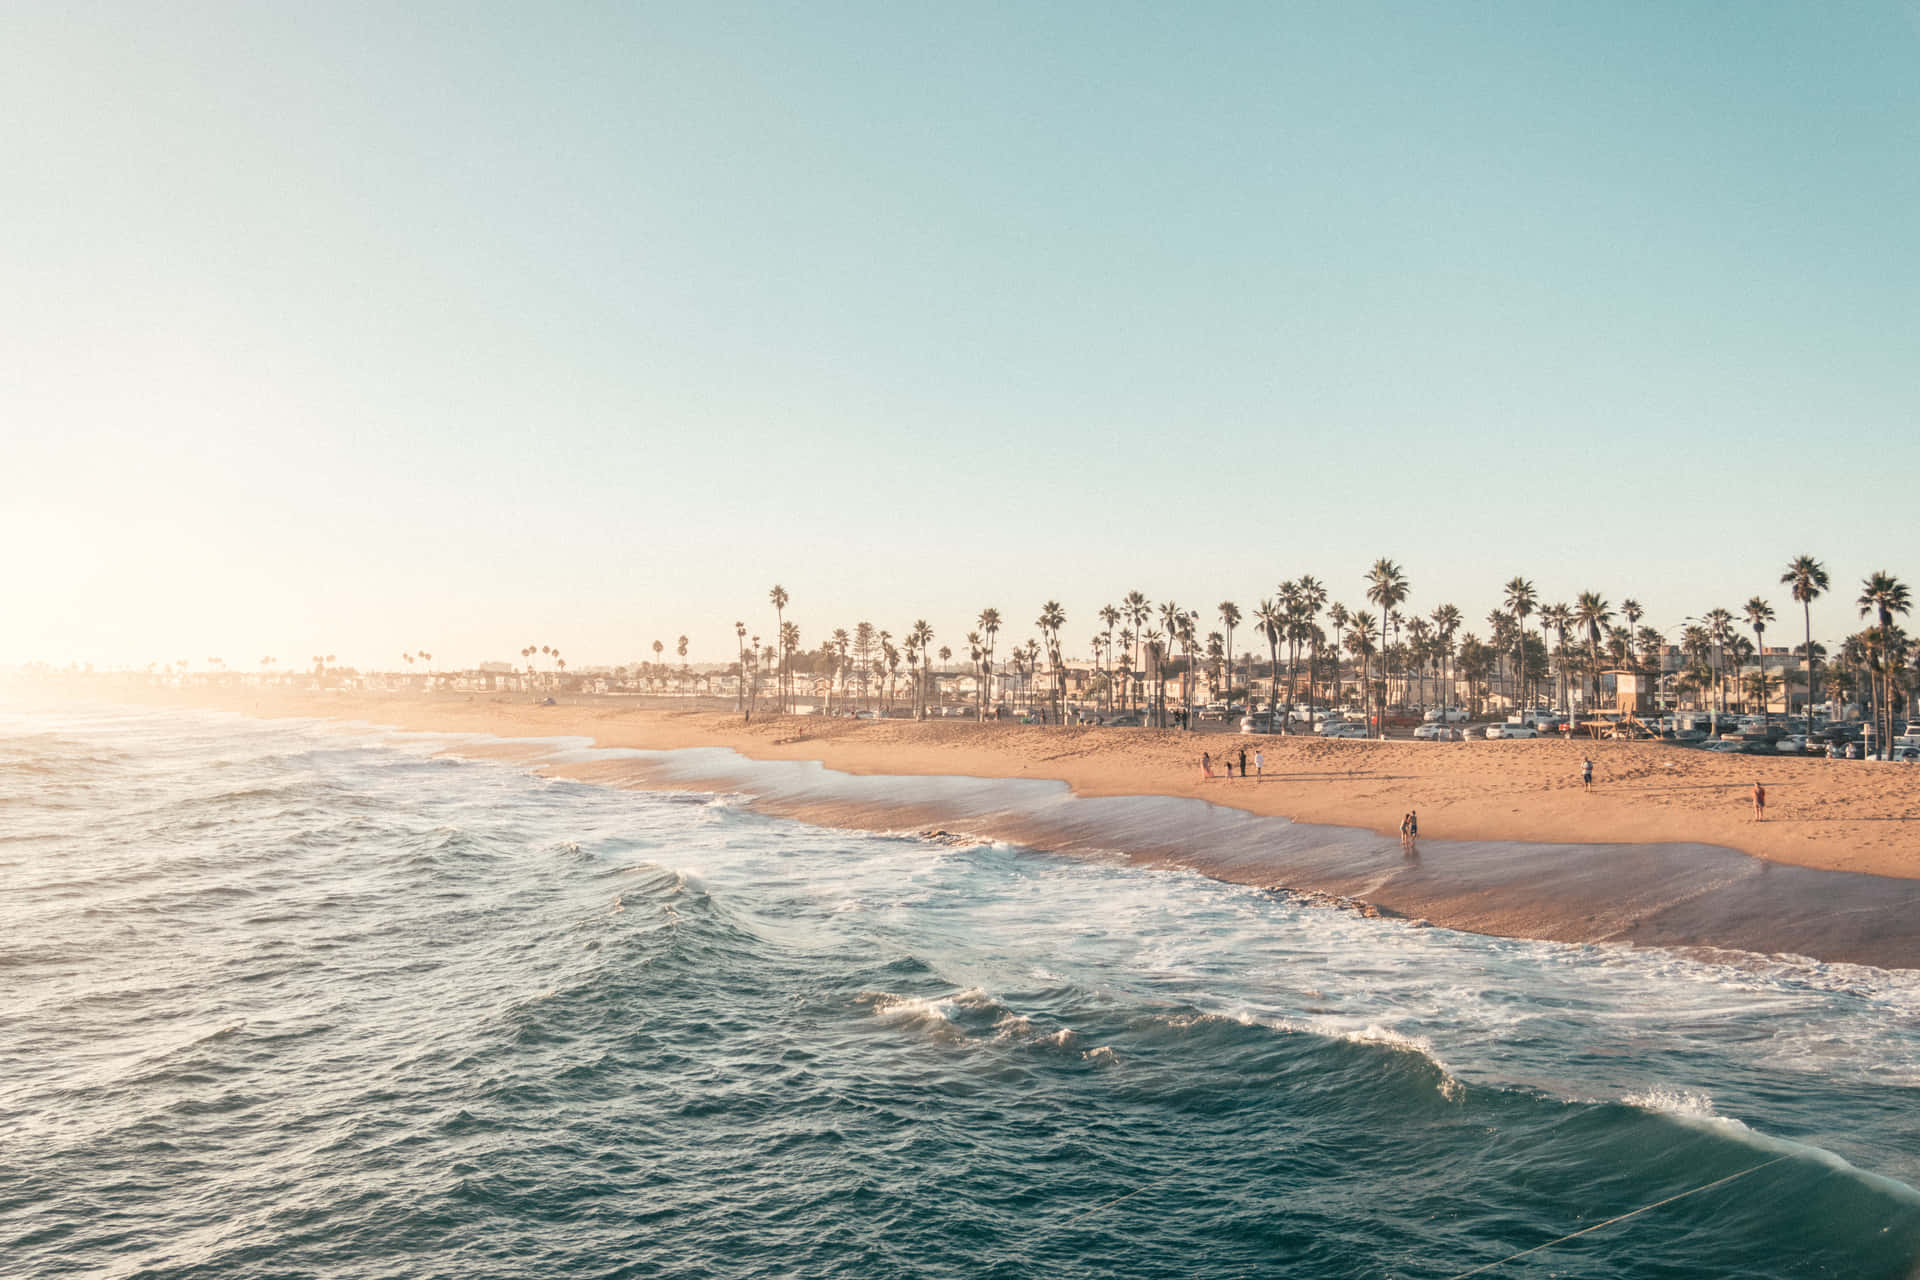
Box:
1752 781 1766 821
1238 747 1248 781
1254 749 1264 783
1399 811 1417 852
1202 751 1213 779
1581 757 1594 792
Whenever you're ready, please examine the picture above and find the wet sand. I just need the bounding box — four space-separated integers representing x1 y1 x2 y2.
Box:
60 687 1920 968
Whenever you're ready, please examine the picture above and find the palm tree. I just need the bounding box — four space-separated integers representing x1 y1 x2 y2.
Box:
653 639 664 674
1327 602 1350 706
1705 607 1735 726
1295 576 1327 705
734 623 748 711
1036 602 1065 722
1250 599 1280 729
1539 603 1572 712
1406 616 1433 708
910 619 935 719
1099 604 1122 712
780 621 800 707
976 608 1002 719
965 630 983 712
1366 560 1410 709
1346 610 1381 736
1781 555 1829 725
1856 572 1912 757
1155 601 1186 727
1743 598 1776 728
1430 604 1462 711
1122 592 1151 715
768 585 789 710
1502 577 1537 709
1217 601 1241 708
1488 610 1517 708
1574 592 1613 712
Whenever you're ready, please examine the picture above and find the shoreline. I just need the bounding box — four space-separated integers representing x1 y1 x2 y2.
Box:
71 686 1920 878
32 685 1920 970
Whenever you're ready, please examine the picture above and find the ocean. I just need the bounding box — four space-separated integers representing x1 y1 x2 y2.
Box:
5 703 1918 1278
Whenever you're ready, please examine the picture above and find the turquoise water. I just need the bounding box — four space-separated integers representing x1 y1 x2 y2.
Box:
4 704 1919 1278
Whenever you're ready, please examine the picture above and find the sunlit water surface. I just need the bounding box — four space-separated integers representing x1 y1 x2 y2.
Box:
4 704 1918 1278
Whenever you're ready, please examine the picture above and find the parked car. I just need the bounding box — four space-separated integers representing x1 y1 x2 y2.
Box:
1106 714 1144 727
1412 722 1455 741
1484 723 1539 740
1521 710 1564 731
1320 722 1367 739
1423 707 1470 724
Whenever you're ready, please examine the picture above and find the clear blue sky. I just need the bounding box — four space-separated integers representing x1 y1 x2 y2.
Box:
5 2 1916 669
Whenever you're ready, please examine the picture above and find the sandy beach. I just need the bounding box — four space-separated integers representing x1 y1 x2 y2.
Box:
95 686 1920 880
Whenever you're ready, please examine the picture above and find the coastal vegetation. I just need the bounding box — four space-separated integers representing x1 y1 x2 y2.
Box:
82 557 1917 759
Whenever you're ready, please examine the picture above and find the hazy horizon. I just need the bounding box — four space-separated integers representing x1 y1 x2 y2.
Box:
7 3 1916 671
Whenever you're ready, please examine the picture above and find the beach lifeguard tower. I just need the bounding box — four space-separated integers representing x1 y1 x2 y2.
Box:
1612 669 1656 716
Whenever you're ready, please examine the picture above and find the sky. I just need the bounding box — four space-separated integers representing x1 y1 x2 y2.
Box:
4 2 1917 670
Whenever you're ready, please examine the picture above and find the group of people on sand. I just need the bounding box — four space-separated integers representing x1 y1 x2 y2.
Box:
1200 748 1263 782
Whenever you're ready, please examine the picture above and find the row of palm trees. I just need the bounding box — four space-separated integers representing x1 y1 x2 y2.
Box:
750 558 1914 752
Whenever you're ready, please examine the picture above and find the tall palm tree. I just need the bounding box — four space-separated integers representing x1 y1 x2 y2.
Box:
1099 604 1122 713
1406 616 1433 708
1172 609 1199 727
1574 592 1613 712
1502 577 1537 709
1488 610 1517 708
1539 603 1573 712
1781 555 1829 725
1156 601 1185 728
1327 602 1350 706
832 628 851 710
1366 560 1410 709
1036 602 1065 722
1346 610 1382 736
1705 607 1735 725
965 630 983 712
1856 572 1912 757
734 623 748 711
1217 601 1241 707
780 621 800 707
1253 599 1283 731
1295 576 1327 706
1743 598 1775 728
768 585 789 710
910 619 935 719
976 608 1002 719
1122 592 1151 714
1431 603 1462 711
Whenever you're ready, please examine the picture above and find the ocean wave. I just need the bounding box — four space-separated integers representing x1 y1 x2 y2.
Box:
1623 1087 1920 1205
